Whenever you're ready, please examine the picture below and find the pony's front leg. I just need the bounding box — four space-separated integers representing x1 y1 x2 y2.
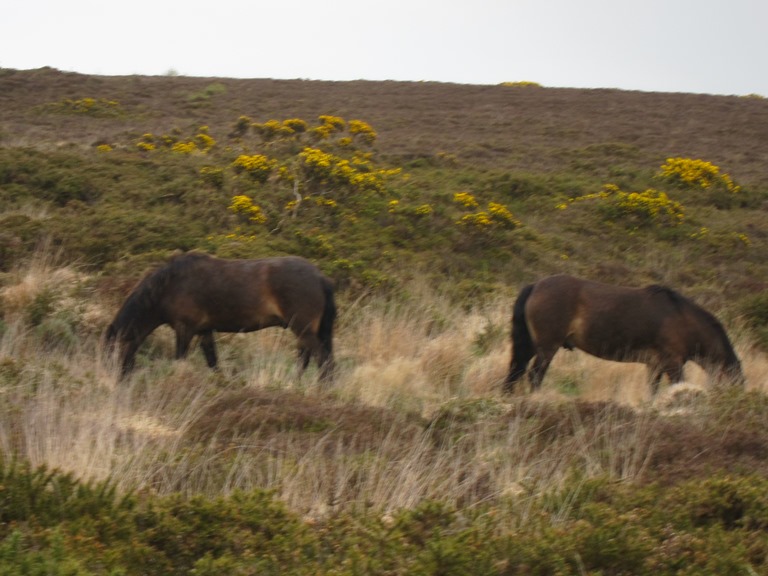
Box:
647 360 684 395
119 340 141 377
174 326 195 360
199 331 218 369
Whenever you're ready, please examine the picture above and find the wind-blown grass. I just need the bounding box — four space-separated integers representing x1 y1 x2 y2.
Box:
1 256 766 521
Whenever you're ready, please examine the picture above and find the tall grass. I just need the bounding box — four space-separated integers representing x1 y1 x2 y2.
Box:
0 254 765 520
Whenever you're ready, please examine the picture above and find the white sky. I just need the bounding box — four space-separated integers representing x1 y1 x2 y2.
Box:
2 0 766 96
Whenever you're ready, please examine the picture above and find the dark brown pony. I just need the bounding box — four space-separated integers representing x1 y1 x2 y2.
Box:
504 274 743 394
105 252 336 379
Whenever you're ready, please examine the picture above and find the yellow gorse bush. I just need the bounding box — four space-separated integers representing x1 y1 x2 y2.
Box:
171 141 197 154
48 97 122 117
454 192 520 229
488 202 517 223
318 115 346 132
563 184 684 227
499 81 542 88
311 116 347 141
348 120 377 145
457 202 521 229
658 157 740 193
228 195 267 224
231 115 253 138
459 212 494 227
136 127 215 154
298 147 400 195
253 119 294 140
193 127 216 152
136 133 156 152
283 118 308 133
232 154 277 183
615 189 685 224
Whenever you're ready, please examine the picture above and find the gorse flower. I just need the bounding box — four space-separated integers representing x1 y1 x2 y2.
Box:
453 192 479 208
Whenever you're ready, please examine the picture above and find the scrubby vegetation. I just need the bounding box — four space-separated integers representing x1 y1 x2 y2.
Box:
1 67 768 572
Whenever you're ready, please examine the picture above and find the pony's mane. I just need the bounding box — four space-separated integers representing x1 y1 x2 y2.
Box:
645 284 736 357
111 252 209 332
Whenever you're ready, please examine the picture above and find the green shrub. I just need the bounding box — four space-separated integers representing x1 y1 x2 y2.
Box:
133 491 313 574
0 461 132 531
0 530 91 576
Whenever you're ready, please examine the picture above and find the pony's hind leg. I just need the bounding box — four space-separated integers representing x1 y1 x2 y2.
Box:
199 331 218 369
298 346 312 371
505 353 535 393
296 331 334 381
529 348 557 392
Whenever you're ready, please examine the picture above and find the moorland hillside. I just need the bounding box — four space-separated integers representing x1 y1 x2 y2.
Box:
1 67 767 307
1 67 768 574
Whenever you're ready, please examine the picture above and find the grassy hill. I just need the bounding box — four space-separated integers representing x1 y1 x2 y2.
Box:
2 68 767 302
1 67 768 573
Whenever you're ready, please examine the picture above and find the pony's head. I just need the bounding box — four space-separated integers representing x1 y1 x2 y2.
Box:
685 303 745 386
102 266 170 375
705 355 746 387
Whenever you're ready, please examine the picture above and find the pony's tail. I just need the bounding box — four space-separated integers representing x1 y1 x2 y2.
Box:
317 277 337 378
504 282 536 392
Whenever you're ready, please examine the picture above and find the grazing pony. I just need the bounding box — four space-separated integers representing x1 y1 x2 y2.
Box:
504 274 743 394
104 252 336 379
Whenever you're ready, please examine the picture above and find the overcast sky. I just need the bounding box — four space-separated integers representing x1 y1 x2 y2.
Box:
3 0 766 96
